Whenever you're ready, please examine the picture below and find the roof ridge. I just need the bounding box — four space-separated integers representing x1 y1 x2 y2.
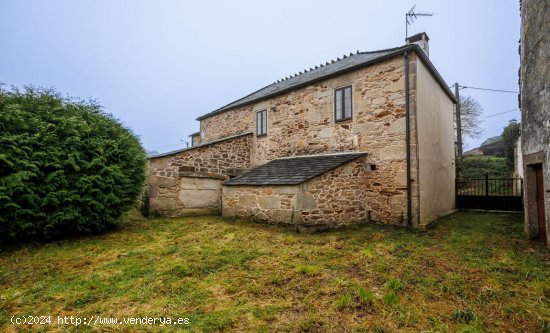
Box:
211 50 369 112
357 44 410 54
271 44 414 85
274 50 362 84
199 45 411 120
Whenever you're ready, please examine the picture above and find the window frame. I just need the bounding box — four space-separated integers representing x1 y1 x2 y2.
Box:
334 85 353 122
256 109 268 136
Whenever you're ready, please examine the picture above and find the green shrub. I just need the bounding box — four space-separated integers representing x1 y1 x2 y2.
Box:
459 156 510 179
0 86 146 244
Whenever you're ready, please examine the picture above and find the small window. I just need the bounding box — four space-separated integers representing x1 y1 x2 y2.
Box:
334 86 352 121
256 109 267 136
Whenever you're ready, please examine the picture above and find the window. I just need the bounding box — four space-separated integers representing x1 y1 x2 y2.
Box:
334 86 352 121
256 109 267 136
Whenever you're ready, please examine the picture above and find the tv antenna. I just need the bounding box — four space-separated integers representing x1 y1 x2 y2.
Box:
405 4 433 39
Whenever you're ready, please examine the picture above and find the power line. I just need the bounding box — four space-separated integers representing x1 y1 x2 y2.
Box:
483 108 520 118
459 85 519 94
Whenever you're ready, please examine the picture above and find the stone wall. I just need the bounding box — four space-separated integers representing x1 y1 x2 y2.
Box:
201 106 253 143
147 133 252 216
205 55 421 226
520 0 550 245
222 185 299 225
144 45 458 224
299 157 370 225
222 156 408 229
200 57 415 164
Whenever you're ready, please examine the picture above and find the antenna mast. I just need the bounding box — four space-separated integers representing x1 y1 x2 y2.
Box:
405 4 433 39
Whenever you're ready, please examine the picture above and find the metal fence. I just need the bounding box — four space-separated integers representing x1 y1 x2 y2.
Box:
456 174 524 211
456 175 523 197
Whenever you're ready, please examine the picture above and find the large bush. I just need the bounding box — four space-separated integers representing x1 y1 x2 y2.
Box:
458 156 510 179
0 86 146 244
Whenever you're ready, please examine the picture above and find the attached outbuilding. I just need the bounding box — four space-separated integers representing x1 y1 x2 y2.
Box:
222 153 373 232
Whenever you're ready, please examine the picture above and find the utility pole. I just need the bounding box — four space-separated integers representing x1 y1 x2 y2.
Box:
455 82 463 157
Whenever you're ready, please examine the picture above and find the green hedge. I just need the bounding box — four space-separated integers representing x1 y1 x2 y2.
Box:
0 86 146 244
458 156 510 179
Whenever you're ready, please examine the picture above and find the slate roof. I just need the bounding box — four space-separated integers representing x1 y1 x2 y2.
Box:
197 43 456 121
224 152 367 186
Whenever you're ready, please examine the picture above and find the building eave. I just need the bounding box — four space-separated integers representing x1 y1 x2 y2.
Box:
148 132 252 160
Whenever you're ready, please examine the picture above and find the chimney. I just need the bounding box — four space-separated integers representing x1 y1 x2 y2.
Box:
406 32 430 57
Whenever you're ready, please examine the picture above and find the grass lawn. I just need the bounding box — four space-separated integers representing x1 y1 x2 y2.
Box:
1 211 549 332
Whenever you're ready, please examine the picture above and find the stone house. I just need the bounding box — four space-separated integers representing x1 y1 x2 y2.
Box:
463 136 505 157
148 32 457 229
519 0 549 246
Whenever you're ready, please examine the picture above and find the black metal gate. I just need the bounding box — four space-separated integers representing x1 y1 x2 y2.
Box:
456 174 523 211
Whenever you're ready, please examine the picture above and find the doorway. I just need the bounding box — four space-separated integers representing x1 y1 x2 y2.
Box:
534 164 546 242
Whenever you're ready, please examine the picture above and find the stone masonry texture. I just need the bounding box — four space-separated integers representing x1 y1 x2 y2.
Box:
222 157 378 227
203 55 421 226
147 134 252 216
148 51 454 228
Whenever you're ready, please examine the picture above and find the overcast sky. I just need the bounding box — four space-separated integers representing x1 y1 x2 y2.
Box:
1 0 520 153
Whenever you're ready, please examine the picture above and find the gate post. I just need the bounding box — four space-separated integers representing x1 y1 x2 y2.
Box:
485 173 489 196
521 178 524 197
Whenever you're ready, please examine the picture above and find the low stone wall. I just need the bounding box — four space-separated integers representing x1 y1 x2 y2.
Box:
222 156 404 230
147 133 252 216
222 185 299 224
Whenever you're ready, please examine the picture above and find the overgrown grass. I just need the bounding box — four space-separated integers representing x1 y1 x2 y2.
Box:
0 211 548 332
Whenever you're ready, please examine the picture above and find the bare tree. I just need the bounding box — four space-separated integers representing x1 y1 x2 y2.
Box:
454 95 483 140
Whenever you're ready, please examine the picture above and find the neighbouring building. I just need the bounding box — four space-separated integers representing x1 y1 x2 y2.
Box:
148 32 457 230
520 0 549 246
463 136 505 157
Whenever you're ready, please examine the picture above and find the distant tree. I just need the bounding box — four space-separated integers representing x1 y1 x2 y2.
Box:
454 95 483 178
455 95 483 140
501 121 521 172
